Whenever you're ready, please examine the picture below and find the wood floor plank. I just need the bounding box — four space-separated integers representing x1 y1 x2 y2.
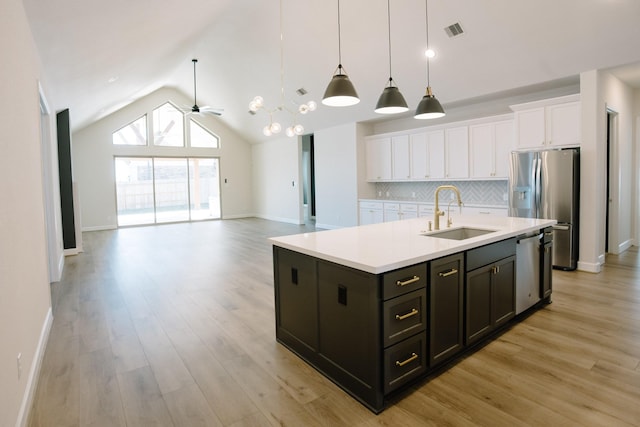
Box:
27 220 640 426
117 366 174 427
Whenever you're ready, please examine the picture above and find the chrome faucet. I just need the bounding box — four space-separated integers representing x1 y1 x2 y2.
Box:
434 185 463 230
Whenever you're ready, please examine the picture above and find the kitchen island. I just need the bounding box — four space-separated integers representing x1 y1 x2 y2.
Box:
270 215 556 413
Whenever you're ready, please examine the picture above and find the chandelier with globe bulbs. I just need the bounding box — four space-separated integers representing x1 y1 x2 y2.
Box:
248 0 316 137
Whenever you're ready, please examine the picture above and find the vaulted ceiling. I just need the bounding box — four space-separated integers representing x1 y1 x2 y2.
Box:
23 0 640 143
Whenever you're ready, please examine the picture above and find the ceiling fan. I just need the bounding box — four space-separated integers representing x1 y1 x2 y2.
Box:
185 58 223 117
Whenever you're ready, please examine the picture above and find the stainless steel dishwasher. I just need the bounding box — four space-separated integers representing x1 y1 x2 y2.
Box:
515 232 542 314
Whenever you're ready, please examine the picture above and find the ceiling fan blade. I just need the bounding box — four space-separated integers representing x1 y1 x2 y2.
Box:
199 106 224 116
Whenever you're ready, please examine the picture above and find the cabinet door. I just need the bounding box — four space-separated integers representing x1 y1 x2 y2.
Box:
359 208 383 225
426 130 445 179
469 123 494 179
275 248 318 349
318 262 379 389
493 256 516 327
429 253 464 366
445 126 469 179
392 135 410 180
409 132 428 179
515 107 545 149
541 241 552 299
493 121 513 178
546 102 580 147
465 266 493 345
366 138 392 181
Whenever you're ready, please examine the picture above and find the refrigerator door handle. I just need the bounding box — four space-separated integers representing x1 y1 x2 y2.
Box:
534 156 542 218
552 223 570 231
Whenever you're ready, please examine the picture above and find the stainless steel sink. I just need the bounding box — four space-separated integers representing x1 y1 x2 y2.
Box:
423 227 496 240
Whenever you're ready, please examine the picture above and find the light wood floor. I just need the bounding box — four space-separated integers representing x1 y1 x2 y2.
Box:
29 218 640 426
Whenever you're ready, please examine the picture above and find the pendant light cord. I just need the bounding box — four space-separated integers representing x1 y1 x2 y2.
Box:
337 0 343 71
279 0 285 105
425 0 431 86
387 0 392 82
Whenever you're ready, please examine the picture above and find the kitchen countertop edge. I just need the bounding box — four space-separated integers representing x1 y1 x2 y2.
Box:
270 216 556 274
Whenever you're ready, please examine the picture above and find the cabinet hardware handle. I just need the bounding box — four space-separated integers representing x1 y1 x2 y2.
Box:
492 265 501 274
395 308 419 321
396 276 420 287
396 352 418 367
438 268 458 277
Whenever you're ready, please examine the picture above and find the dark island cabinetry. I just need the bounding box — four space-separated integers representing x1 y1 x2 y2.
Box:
429 253 464 366
465 239 516 345
274 232 543 413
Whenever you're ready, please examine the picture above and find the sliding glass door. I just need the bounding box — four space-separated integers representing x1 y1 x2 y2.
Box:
115 157 221 226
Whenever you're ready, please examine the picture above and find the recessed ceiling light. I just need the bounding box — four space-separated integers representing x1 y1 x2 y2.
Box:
107 76 118 83
425 49 436 58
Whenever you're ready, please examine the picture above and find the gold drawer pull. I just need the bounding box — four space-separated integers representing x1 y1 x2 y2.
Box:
395 352 418 367
396 276 420 287
395 308 418 321
438 268 458 277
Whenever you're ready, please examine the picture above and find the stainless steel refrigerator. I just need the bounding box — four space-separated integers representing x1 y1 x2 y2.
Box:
509 148 579 270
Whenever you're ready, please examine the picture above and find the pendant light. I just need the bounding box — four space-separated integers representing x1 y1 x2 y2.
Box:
375 0 408 114
322 0 360 107
415 0 445 119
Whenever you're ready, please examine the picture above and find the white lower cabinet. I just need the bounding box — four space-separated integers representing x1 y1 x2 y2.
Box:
462 206 508 217
359 201 384 225
383 203 418 222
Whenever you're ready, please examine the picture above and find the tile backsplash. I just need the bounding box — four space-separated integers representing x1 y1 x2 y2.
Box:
372 180 508 206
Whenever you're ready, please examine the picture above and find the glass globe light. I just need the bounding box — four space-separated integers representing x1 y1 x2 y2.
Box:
270 122 281 134
294 124 304 135
249 101 258 112
253 96 264 107
298 104 309 114
285 127 295 137
307 101 317 111
263 125 272 136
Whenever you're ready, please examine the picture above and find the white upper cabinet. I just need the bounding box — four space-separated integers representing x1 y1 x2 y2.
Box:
512 95 580 150
445 126 469 179
391 135 410 180
365 137 392 181
469 120 513 179
410 130 445 180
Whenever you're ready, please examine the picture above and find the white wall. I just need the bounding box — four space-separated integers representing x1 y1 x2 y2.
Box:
72 87 253 230
579 70 637 272
314 123 360 228
0 0 54 425
251 137 302 224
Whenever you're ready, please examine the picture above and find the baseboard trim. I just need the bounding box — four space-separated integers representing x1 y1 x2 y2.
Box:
618 239 633 253
254 214 303 225
577 260 601 273
16 307 53 427
314 223 342 230
82 224 117 232
221 213 253 220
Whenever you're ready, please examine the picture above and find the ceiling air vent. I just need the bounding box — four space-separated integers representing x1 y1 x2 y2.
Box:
296 87 308 96
445 22 464 38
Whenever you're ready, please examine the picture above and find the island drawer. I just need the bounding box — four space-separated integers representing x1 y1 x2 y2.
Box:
382 263 427 300
466 238 516 271
383 288 427 347
383 333 427 393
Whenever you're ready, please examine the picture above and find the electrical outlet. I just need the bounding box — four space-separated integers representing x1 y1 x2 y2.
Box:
17 353 22 379
411 192 416 199
503 192 508 201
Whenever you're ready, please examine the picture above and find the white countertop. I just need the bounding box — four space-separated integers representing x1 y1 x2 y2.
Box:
270 215 556 274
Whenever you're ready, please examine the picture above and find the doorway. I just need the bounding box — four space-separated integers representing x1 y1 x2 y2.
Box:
605 109 618 254
301 134 316 224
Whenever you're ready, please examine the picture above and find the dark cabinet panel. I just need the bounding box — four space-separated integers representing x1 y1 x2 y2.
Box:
383 289 427 348
274 248 318 350
382 263 427 300
318 262 380 389
383 333 427 393
466 267 493 344
429 253 464 366
541 241 553 299
465 238 516 346
493 256 516 327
